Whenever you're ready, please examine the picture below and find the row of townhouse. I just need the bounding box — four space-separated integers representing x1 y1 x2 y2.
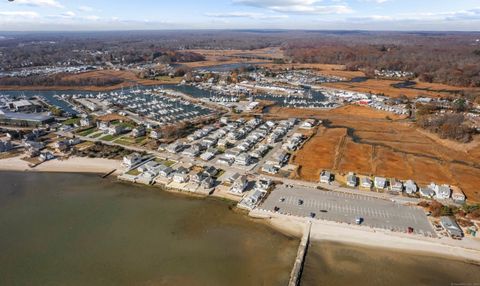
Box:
321 170 466 203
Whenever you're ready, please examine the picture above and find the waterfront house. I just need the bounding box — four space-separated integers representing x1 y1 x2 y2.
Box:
201 176 215 189
123 153 142 168
390 179 403 193
320 170 333 184
191 171 208 183
255 178 272 192
39 151 54 162
346 172 358 187
173 172 189 183
225 172 241 184
158 166 174 177
451 186 466 204
230 175 248 195
440 216 463 238
361 177 373 189
138 161 159 173
0 139 13 152
374 177 388 190
404 180 418 194
203 166 219 177
244 190 265 205
54 140 69 152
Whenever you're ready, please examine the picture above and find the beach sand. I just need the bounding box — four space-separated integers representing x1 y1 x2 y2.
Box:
251 209 480 263
0 156 122 175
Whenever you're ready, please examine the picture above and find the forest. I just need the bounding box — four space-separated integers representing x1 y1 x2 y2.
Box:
1 30 479 87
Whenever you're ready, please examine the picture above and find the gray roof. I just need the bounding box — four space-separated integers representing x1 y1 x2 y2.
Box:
0 110 53 122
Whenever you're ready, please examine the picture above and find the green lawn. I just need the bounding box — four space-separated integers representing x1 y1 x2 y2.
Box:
114 139 133 146
78 128 96 137
90 132 104 139
100 134 119 141
63 118 81 126
126 169 141 176
155 158 176 167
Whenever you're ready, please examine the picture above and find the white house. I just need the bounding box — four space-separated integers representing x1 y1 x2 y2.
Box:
123 153 142 168
374 177 387 189
434 184 452 200
230 175 248 195
320 170 333 184
390 179 403 192
404 180 418 194
173 172 189 183
361 177 373 189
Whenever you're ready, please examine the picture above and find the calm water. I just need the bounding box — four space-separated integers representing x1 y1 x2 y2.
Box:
0 172 298 286
302 241 480 286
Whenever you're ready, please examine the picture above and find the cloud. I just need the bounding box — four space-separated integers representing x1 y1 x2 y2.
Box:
205 12 288 19
234 0 353 14
349 7 480 23
14 0 64 9
0 10 39 18
359 0 390 3
78 6 94 12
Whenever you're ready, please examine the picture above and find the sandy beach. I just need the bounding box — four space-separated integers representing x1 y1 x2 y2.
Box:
251 209 480 263
0 156 122 175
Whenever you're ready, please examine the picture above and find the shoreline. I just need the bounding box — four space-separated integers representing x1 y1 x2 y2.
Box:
1 155 480 263
251 210 480 264
0 155 122 175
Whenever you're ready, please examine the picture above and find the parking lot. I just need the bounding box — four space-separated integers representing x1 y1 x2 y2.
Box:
259 186 436 237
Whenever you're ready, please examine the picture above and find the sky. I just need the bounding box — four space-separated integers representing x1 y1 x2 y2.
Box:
0 0 479 31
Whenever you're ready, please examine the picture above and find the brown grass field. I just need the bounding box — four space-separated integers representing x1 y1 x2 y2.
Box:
261 63 365 79
268 105 480 202
322 79 478 99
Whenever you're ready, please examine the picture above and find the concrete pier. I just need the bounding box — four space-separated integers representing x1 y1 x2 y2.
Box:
288 221 311 286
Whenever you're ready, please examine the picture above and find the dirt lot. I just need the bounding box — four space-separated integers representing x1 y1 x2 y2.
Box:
268 105 480 202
